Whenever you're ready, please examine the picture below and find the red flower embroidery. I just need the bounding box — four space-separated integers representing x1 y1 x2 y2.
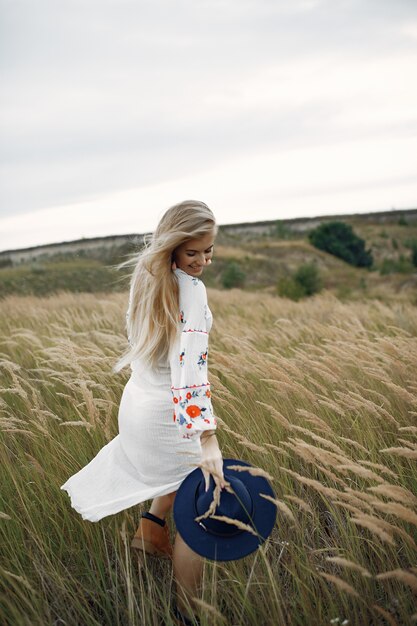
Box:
205 390 211 398
186 392 192 400
173 397 179 404
186 405 201 419
186 423 193 429
173 411 176 422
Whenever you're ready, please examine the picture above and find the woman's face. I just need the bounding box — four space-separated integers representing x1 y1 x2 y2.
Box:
173 231 215 277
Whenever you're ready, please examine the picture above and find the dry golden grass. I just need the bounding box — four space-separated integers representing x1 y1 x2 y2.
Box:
1 288 416 625
376 569 417 595
318 572 360 598
324 556 372 578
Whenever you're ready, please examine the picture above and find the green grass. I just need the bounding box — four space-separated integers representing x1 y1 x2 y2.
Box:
0 259 130 297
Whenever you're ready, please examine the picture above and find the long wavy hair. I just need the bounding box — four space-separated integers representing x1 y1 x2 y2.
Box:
112 200 218 373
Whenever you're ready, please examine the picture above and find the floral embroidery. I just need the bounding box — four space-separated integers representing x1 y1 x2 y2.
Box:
171 382 210 391
197 350 208 368
186 405 201 419
175 387 204 409
171 385 212 432
171 268 216 439
176 413 189 428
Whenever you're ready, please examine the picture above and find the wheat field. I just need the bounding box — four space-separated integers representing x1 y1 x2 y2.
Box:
0 288 416 626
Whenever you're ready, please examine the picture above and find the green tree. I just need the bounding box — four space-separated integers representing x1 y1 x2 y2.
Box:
277 262 322 300
308 221 373 267
221 261 246 289
277 277 305 301
293 262 322 295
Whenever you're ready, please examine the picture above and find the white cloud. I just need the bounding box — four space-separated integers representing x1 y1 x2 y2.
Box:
1 0 417 248
402 21 417 40
2 132 416 250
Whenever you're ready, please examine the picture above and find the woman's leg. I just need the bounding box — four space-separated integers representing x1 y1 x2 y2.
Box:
148 492 205 616
173 531 204 618
148 490 176 519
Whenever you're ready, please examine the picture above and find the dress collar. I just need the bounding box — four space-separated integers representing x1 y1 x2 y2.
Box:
174 268 198 280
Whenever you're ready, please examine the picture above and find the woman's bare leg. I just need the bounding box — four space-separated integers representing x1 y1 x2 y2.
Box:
173 531 204 618
148 491 176 519
147 493 204 616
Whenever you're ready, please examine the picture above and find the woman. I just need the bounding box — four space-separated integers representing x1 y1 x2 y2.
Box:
61 199 224 625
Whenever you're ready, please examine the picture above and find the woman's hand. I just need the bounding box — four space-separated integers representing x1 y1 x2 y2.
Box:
200 432 225 491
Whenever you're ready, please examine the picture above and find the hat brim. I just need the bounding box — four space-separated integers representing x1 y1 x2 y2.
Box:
173 458 277 561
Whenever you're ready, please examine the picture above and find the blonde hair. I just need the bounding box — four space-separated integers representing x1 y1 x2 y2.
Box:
112 200 218 373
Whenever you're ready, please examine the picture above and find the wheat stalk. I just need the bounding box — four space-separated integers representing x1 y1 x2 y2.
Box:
259 493 296 524
376 569 417 595
318 572 360 598
367 483 417 506
325 556 372 578
226 464 274 481
284 494 314 515
203 514 259 536
380 447 417 459
350 514 396 546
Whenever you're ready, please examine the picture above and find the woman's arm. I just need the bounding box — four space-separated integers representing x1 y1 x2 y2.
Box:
169 274 217 438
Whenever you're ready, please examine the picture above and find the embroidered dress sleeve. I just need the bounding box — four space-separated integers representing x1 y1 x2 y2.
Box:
170 272 217 439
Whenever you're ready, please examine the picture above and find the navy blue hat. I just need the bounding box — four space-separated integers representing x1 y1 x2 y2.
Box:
173 458 277 561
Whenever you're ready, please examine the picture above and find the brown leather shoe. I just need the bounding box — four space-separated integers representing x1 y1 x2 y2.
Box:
131 512 173 559
172 602 201 625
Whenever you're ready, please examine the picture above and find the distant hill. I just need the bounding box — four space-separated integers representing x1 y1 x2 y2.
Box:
1 207 416 303
1 207 416 265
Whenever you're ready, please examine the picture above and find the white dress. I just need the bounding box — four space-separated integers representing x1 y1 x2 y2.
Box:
60 268 217 522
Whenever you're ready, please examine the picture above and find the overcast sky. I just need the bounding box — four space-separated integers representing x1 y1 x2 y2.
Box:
1 0 417 251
